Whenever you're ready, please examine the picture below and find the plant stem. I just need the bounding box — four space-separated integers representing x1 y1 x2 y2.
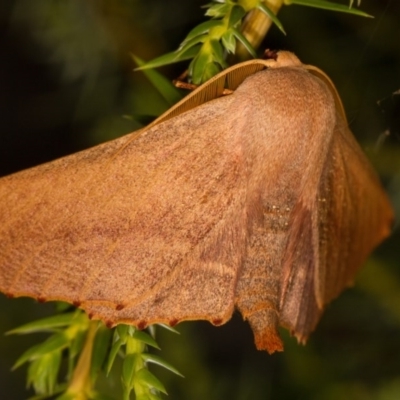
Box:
236 0 285 60
66 320 98 399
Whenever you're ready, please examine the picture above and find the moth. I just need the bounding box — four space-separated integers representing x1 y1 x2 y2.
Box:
0 51 393 353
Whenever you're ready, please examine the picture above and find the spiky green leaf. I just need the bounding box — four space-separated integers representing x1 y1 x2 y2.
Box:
105 337 123 375
135 369 167 394
90 324 112 382
131 331 160 350
258 3 286 34
228 5 246 27
136 45 200 71
231 28 257 58
210 39 228 68
27 351 61 395
285 0 372 17
13 333 69 370
156 323 180 335
221 30 236 53
183 19 223 43
141 353 184 377
122 354 142 390
6 313 77 335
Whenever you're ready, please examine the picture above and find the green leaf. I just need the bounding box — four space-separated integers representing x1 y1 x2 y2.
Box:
131 331 160 350
231 28 257 58
190 46 225 84
27 351 61 395
122 354 142 389
190 51 210 83
210 39 228 68
136 45 200 70
67 327 87 379
258 3 286 34
132 55 182 106
6 312 77 335
203 61 223 82
228 5 246 27
135 369 167 394
177 34 207 57
156 323 180 335
90 324 112 382
141 353 184 377
183 19 223 43
146 324 157 338
68 328 86 359
13 333 70 370
116 324 129 342
221 30 236 53
285 0 372 17
105 337 123 375
205 2 229 18
29 384 66 400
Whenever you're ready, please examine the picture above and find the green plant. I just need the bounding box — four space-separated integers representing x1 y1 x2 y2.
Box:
138 0 369 84
9 307 182 399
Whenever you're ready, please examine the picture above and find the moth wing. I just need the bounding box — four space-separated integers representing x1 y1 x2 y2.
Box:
279 110 393 342
0 93 249 328
315 118 393 305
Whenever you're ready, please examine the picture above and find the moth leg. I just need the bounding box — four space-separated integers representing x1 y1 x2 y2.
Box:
235 206 290 353
173 80 233 95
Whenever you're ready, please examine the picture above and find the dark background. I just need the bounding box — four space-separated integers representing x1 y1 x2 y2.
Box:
1 1 400 399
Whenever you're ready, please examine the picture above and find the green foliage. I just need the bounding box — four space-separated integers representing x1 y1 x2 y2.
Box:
285 0 369 16
10 311 88 396
8 310 181 399
137 0 275 84
285 0 371 17
138 0 370 84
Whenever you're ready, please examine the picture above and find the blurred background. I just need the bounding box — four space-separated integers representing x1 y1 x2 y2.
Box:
0 0 399 399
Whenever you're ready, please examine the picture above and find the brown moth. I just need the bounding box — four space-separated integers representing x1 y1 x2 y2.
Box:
0 51 393 354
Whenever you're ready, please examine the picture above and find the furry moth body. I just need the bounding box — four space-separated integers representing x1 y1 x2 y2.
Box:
0 51 393 353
